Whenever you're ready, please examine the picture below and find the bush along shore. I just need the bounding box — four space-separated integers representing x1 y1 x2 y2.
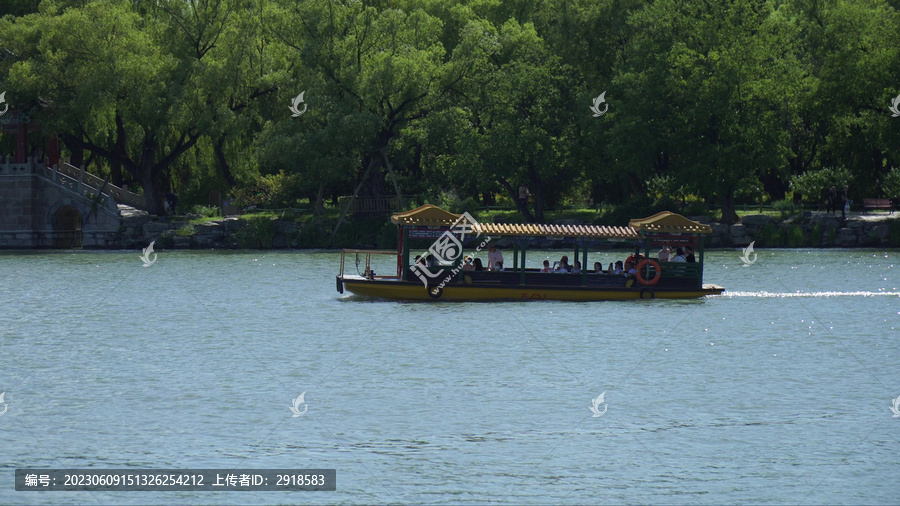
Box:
109 206 900 251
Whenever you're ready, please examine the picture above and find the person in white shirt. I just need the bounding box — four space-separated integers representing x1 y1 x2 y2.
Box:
571 261 582 274
658 245 671 262
671 247 687 262
541 259 553 272
487 244 504 270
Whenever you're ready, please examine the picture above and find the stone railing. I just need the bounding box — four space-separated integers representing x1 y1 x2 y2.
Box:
0 158 148 213
58 162 146 210
34 162 118 214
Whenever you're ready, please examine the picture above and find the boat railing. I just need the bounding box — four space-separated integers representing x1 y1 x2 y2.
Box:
339 249 401 279
658 262 701 278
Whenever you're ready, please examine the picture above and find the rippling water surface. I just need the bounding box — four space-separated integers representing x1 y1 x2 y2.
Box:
1 248 899 504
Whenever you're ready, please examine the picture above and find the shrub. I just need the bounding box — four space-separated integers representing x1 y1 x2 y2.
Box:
157 232 175 249
646 174 688 204
789 167 851 205
809 223 823 247
785 225 806 247
297 221 329 248
826 227 837 246
758 223 784 247
236 217 276 248
191 205 220 218
773 199 794 219
882 167 900 200
175 223 196 237
231 171 300 209
437 190 480 214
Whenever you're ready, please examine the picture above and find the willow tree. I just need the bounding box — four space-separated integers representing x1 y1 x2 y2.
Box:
270 0 450 210
0 0 265 215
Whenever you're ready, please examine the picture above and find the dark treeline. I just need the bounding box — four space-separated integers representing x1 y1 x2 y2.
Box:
1 0 899 222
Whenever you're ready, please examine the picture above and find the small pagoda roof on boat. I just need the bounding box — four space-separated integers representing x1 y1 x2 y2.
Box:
629 211 713 235
337 205 724 301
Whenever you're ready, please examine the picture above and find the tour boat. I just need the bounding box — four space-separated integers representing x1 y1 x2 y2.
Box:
336 205 724 301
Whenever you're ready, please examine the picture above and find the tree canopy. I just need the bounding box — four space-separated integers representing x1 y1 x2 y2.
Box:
1 0 898 221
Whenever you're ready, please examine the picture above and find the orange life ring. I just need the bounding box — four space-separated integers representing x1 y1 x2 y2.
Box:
635 259 661 286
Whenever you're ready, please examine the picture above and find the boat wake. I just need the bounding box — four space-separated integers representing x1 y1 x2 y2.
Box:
719 290 900 298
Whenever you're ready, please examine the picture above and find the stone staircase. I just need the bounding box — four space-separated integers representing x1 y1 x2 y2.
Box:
0 158 145 248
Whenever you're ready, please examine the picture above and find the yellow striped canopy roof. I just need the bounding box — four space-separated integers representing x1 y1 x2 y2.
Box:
392 206 709 238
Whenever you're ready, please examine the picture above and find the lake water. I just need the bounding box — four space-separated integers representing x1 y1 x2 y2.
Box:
1 248 898 504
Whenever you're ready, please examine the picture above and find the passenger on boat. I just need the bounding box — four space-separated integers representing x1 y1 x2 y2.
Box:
494 260 504 271
462 255 475 271
607 262 614 274
593 262 604 274
553 255 571 273
541 259 553 273
488 245 504 270
658 245 671 262
671 248 687 262
473 258 484 271
685 246 696 262
624 261 636 277
612 261 624 275
572 261 582 274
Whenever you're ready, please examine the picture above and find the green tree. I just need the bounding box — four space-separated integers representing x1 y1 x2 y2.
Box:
613 0 797 223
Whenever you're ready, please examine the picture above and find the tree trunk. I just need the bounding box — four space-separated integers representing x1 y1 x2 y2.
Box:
528 163 544 222
498 178 535 222
110 111 127 187
214 135 237 187
314 181 326 215
67 142 84 168
138 161 166 216
110 160 123 187
721 185 739 225
532 183 545 222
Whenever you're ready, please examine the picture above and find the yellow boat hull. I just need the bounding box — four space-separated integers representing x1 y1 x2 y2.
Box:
340 277 724 301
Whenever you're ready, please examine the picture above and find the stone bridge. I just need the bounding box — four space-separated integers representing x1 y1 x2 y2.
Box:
0 159 146 248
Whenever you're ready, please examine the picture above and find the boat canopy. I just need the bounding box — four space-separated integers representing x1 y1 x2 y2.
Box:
476 222 638 240
391 205 709 240
629 211 712 234
391 205 462 226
